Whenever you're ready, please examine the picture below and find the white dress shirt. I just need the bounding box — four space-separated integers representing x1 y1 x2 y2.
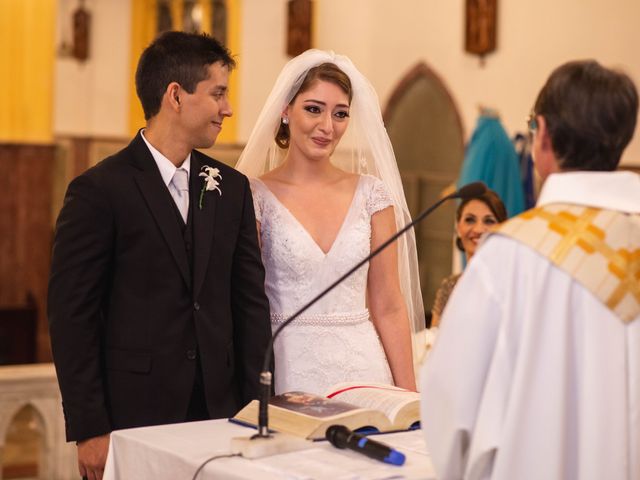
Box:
141 130 191 219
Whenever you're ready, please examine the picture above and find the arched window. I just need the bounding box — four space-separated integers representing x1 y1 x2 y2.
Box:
384 63 465 317
1 404 44 478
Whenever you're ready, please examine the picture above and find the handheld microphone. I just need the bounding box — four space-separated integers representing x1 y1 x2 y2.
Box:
326 425 406 466
254 181 487 438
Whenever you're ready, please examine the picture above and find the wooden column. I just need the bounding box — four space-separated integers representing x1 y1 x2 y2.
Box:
0 143 55 362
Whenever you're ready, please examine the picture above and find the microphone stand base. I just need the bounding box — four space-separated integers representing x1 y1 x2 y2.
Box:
231 432 313 458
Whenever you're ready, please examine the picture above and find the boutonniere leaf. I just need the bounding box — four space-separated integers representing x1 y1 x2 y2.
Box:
198 165 222 209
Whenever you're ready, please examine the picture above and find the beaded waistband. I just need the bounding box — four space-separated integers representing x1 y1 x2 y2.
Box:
270 310 370 326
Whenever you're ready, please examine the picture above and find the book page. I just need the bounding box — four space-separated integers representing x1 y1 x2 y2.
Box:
323 382 420 426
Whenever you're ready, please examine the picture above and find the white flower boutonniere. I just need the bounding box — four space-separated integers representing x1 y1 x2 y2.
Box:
198 165 222 209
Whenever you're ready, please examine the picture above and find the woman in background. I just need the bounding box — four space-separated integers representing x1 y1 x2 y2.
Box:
236 50 424 394
431 189 507 327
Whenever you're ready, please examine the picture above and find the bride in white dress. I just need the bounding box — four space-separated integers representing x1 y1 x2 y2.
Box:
236 50 424 395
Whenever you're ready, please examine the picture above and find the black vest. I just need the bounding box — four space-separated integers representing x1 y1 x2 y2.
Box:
170 198 194 276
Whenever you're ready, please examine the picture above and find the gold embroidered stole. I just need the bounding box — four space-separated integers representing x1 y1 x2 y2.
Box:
492 203 640 323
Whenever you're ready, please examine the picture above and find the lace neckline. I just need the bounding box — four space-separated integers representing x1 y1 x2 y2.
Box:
255 176 363 256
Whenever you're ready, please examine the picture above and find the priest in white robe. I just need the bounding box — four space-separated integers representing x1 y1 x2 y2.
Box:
420 60 640 480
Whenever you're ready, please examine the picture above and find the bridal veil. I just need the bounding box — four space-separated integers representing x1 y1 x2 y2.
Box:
235 49 427 363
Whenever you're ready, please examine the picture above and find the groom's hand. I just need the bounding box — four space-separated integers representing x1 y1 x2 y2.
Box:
77 433 110 480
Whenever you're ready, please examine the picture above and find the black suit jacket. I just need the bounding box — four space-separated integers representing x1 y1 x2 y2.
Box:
48 133 271 442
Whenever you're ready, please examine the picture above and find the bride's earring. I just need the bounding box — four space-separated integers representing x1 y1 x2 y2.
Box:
282 117 289 125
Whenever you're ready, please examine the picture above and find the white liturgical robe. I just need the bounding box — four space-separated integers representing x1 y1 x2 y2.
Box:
420 171 640 480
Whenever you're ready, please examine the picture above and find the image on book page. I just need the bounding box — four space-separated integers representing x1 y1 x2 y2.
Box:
270 391 359 418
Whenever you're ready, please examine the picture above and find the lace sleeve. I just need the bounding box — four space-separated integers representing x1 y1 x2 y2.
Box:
366 176 394 216
432 274 461 317
249 178 263 223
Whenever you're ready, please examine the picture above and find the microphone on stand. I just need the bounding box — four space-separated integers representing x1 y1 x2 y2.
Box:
232 181 487 458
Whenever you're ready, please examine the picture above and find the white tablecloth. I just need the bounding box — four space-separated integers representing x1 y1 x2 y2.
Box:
103 419 436 479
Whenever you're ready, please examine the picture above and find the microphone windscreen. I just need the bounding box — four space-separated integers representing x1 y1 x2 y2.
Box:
456 181 487 199
326 425 349 448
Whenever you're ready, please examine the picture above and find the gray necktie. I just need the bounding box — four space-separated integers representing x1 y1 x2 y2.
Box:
170 168 189 223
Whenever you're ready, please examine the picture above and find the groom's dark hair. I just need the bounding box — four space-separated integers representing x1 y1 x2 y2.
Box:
136 31 236 120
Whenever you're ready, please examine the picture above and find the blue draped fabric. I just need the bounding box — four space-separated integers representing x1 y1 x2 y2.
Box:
514 132 537 210
457 115 526 218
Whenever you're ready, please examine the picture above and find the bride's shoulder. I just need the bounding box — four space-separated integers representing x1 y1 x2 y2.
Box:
358 173 381 184
358 174 388 192
249 177 275 209
252 171 284 192
337 170 360 187
359 175 394 214
257 168 289 189
248 176 266 192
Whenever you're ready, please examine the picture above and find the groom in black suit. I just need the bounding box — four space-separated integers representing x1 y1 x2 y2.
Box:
48 32 271 479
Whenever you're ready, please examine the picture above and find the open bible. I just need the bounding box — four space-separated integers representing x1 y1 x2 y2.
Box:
231 382 420 440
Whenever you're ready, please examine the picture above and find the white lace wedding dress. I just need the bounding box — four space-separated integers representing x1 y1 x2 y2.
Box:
251 175 394 395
